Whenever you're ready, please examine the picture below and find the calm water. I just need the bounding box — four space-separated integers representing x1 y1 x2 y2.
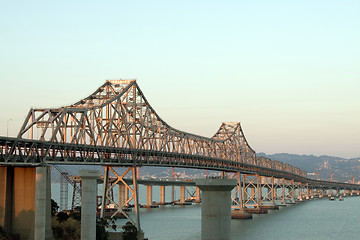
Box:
52 183 360 240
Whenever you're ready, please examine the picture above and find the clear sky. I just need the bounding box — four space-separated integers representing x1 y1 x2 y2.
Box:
1 1 359 158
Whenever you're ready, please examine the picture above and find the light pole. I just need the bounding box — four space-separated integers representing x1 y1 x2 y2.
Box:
7 118 12 137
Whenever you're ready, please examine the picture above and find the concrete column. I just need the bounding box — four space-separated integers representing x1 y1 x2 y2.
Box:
13 167 36 239
281 179 286 206
271 177 275 205
257 175 261 206
119 184 126 206
180 186 185 204
298 186 303 201
290 182 296 203
146 185 152 206
33 166 54 240
160 186 165 205
257 184 262 206
195 187 201 203
0 166 13 232
124 186 129 204
45 167 54 240
79 170 99 240
195 179 236 240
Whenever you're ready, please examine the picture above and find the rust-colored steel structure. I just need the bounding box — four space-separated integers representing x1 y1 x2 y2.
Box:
1 80 359 189
1 80 306 178
1 79 360 231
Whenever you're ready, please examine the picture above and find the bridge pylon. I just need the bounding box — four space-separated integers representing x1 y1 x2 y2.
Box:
0 165 53 240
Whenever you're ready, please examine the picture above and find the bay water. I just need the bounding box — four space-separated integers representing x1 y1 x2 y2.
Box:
52 183 360 240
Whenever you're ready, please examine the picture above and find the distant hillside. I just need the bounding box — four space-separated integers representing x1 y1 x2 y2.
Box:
258 152 360 183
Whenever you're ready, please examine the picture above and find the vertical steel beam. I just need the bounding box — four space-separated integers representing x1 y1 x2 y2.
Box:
100 166 110 218
281 178 286 205
132 166 141 231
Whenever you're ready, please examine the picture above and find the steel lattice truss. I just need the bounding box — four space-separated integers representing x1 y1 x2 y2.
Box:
18 80 258 164
1 80 360 189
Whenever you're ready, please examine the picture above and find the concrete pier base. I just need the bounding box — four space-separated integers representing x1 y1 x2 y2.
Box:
79 170 99 240
195 178 236 240
244 207 268 214
260 205 279 210
231 209 253 219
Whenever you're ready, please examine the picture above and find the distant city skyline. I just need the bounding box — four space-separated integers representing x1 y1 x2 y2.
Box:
1 1 359 158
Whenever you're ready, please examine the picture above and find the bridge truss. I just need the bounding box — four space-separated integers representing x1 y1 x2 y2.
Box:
1 79 359 231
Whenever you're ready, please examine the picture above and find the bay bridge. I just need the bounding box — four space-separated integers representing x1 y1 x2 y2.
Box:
0 80 359 240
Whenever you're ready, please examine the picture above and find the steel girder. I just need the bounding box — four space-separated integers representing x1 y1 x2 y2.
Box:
1 80 359 191
11 80 306 177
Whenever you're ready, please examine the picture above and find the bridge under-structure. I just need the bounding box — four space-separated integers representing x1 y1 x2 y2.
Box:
1 79 359 240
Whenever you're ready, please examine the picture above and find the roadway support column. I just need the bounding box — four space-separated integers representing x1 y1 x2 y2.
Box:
160 186 166 205
119 183 126 207
195 187 201 203
79 170 99 240
124 185 129 203
34 166 54 240
290 181 296 204
180 186 185 204
281 178 286 206
298 183 303 202
0 166 12 232
100 166 110 218
195 178 236 240
146 185 152 207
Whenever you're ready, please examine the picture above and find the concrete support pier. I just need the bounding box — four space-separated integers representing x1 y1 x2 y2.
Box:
0 166 53 240
146 185 152 207
79 170 99 240
160 186 166 205
34 166 53 240
180 186 185 204
119 184 126 206
195 187 201 203
195 178 236 240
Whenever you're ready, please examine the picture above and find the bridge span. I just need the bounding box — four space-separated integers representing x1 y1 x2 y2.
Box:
1 79 359 240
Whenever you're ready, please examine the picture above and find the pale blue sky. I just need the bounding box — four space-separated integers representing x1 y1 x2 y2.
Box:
1 1 359 158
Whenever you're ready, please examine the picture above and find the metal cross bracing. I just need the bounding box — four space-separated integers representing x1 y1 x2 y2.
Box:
99 166 141 229
0 80 308 180
1 80 359 194
6 74 350 232
1 79 360 235
273 178 285 205
243 174 260 208
259 176 275 206
0 79 356 189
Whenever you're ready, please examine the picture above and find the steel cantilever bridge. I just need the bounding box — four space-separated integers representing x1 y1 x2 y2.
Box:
0 80 312 177
1 80 359 235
